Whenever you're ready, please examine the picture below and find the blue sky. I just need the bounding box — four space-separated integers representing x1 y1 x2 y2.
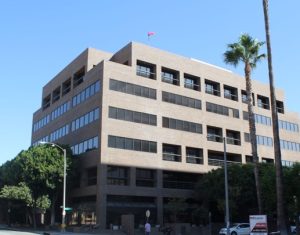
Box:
0 0 299 165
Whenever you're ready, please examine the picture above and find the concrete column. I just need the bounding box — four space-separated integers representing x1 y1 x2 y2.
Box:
156 196 163 226
96 164 107 229
130 167 136 187
157 169 163 189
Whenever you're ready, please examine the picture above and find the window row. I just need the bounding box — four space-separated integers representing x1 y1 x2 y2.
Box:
71 136 99 155
33 115 50 132
162 91 201 109
136 61 201 91
280 140 300 152
135 60 285 113
51 101 71 121
244 133 273 147
72 81 100 107
109 79 156 100
50 124 70 142
108 135 157 153
109 106 157 126
162 117 202 134
207 126 241 145
35 82 99 133
282 160 296 167
206 102 239 118
162 144 204 164
243 111 272 126
42 66 85 110
107 165 198 190
71 108 100 132
33 107 99 146
32 136 49 147
278 120 299 132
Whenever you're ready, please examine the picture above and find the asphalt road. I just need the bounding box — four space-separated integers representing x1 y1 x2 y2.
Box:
0 230 41 235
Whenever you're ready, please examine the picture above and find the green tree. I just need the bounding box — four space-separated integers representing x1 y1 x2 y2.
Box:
165 198 189 223
224 34 265 214
14 145 68 228
195 164 258 222
0 158 22 187
0 182 50 225
284 164 300 235
262 1 287 234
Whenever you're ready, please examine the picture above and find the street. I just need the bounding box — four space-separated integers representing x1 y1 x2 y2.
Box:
0 230 40 235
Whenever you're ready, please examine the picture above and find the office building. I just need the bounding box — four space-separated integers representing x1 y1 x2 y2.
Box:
32 42 300 228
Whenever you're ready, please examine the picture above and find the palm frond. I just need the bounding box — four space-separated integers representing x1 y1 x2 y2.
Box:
224 33 265 69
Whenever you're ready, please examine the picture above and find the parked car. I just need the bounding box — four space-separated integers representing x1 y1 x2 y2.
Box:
291 225 298 233
219 223 250 235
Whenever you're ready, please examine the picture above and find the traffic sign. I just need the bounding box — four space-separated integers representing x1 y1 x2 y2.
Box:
146 210 150 218
60 206 73 211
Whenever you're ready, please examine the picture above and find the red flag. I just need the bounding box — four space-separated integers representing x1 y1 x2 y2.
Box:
147 32 155 37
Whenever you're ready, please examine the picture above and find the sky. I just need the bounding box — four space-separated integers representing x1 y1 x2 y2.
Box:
0 0 299 165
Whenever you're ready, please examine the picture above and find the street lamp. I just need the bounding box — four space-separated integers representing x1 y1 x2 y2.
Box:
207 135 230 235
39 141 67 231
223 137 230 235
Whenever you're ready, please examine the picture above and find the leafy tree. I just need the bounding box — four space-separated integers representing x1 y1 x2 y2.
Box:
165 198 189 223
195 163 300 230
262 1 287 234
0 182 50 225
284 164 300 235
224 34 265 214
195 164 257 223
0 182 32 204
13 145 68 228
0 157 22 187
0 144 76 227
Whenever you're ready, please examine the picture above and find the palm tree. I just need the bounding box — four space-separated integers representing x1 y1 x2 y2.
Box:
224 34 265 214
262 1 288 234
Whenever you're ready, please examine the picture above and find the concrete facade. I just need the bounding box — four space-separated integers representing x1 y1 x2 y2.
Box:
32 42 300 228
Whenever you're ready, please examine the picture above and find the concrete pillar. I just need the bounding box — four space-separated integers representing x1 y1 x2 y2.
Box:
130 167 136 187
156 169 163 225
157 169 163 189
96 164 107 229
156 196 163 226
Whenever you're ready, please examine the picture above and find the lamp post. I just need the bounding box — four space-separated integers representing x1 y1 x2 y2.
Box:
223 137 230 235
207 135 230 235
39 141 67 231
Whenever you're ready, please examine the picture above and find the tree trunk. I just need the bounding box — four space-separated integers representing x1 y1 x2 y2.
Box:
262 1 288 234
33 200 37 229
244 62 263 214
51 194 57 225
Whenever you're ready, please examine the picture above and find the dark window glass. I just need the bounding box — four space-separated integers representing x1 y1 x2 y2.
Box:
134 139 141 151
162 117 169 128
125 110 133 121
149 142 157 153
116 137 125 149
117 108 125 120
126 83 134 94
150 115 157 126
133 112 141 123
141 140 149 152
125 138 133 150
134 85 142 96
109 136 117 148
141 113 149 124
